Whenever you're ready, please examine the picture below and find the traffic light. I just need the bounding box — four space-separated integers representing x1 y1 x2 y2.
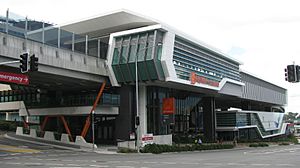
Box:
30 54 38 71
284 68 288 81
287 65 296 82
296 65 300 82
20 52 29 73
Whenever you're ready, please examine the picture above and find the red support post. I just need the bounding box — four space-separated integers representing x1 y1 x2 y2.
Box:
40 116 49 131
60 116 74 142
81 81 106 138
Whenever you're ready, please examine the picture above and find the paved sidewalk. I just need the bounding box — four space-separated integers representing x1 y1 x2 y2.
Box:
4 133 118 154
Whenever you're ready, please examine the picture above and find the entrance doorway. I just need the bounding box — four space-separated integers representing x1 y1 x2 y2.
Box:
94 115 116 144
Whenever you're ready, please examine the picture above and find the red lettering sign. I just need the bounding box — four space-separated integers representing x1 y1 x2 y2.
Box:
162 97 175 114
0 72 29 85
190 72 219 87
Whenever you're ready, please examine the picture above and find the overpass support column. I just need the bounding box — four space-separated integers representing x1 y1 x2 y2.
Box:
115 86 134 141
203 97 216 142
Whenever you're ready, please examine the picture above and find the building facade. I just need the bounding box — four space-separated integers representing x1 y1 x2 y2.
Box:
0 9 287 145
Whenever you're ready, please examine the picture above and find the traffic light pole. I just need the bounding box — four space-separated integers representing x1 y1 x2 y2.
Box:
0 60 20 65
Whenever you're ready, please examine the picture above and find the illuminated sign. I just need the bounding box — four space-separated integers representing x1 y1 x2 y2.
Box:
162 97 175 114
190 72 219 87
0 71 29 85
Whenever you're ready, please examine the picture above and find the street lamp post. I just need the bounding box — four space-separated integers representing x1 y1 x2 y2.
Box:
135 43 162 152
92 110 95 151
135 47 140 152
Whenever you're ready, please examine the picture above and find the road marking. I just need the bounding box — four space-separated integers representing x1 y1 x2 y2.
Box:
90 165 109 167
181 162 199 165
227 163 247 166
50 167 82 168
143 161 157 164
0 145 40 153
125 161 139 164
24 162 43 166
5 162 21 165
116 166 135 168
275 164 295 167
161 162 176 164
67 164 81 166
45 163 64 166
251 163 271 166
204 163 222 166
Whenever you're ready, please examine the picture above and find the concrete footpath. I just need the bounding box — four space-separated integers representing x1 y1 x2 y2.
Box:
5 133 118 154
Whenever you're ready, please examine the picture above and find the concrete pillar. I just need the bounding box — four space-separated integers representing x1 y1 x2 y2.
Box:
61 133 70 143
139 85 147 137
203 97 216 142
115 85 134 141
44 131 55 141
16 127 23 135
30 129 37 138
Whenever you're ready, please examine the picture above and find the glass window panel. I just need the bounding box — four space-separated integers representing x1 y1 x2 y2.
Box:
137 44 146 61
128 45 137 63
146 61 158 80
112 48 120 65
60 29 72 50
138 62 148 80
74 34 86 54
100 42 108 59
27 30 43 43
44 27 58 47
88 39 98 57
0 23 5 33
119 64 132 82
120 46 128 64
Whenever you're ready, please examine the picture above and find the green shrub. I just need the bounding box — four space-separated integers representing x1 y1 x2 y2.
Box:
118 147 137 153
0 121 17 131
249 143 269 147
279 142 290 146
141 143 234 154
287 134 299 144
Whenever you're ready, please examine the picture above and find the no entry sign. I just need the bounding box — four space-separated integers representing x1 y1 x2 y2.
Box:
0 71 29 85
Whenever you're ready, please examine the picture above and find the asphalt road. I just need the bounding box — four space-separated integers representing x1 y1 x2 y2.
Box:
0 136 300 168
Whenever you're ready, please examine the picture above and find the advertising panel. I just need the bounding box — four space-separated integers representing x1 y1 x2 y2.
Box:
256 112 284 131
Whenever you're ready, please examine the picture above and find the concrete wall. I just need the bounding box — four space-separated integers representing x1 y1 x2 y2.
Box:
241 72 287 105
0 32 107 82
153 134 172 145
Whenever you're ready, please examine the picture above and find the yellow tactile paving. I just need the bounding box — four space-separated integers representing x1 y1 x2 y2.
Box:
0 145 40 153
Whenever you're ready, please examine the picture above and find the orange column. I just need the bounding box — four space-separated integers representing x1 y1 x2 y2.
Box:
60 116 74 142
81 81 106 138
40 116 49 131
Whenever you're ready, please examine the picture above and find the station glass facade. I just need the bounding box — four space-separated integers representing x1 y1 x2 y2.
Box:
147 86 203 136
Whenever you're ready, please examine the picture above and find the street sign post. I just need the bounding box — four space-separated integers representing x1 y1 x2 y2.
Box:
0 71 29 85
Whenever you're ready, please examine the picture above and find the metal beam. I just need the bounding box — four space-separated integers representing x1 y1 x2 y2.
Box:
81 81 106 138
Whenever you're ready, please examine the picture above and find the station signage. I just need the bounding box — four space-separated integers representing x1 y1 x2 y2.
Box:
141 134 154 147
162 97 175 114
190 72 219 87
0 71 29 85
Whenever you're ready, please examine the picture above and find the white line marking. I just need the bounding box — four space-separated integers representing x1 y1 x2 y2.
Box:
181 162 199 165
227 163 247 166
161 162 176 164
143 161 157 164
90 165 109 167
116 166 135 168
251 163 271 166
204 163 222 166
276 164 294 167
5 162 21 165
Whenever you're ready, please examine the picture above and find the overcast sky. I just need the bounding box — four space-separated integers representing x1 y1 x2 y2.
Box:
2 0 300 112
